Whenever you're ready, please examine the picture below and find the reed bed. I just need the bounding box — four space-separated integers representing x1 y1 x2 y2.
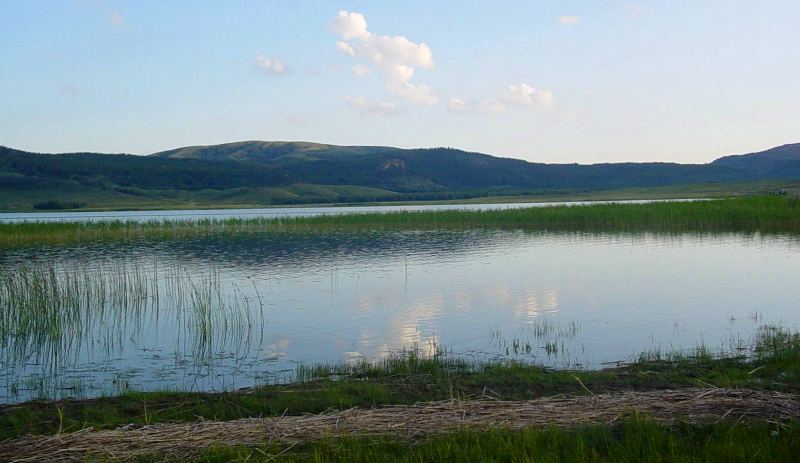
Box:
0 261 261 379
1 388 796 462
1 196 798 248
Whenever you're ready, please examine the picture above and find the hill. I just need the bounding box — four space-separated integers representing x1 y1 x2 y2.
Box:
150 141 799 191
1 141 799 211
711 143 800 177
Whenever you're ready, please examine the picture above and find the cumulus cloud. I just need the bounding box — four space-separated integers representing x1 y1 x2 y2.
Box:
558 15 581 25
449 83 553 114
389 82 438 106
345 95 402 116
504 83 554 107
331 10 438 105
330 10 369 40
352 64 371 77
447 97 505 114
336 41 355 56
256 56 286 76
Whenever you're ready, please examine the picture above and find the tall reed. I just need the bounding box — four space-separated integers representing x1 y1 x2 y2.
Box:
1 197 798 248
0 260 263 376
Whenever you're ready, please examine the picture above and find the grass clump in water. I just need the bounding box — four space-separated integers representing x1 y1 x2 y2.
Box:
2 324 799 442
1 196 799 248
0 260 261 394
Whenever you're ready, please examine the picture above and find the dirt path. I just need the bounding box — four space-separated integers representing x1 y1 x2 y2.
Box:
1 388 798 462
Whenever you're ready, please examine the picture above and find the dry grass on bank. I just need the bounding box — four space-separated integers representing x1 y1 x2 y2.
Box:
2 388 797 462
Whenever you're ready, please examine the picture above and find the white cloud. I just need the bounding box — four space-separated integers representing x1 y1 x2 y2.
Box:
479 98 508 114
504 83 554 107
331 10 438 106
449 83 553 114
447 97 506 114
106 11 125 27
330 10 369 40
256 56 286 76
345 95 402 116
447 97 470 113
352 64 371 77
336 41 355 56
390 82 438 106
558 15 581 25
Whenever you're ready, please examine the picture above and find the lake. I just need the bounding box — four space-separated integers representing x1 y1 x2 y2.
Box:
0 198 700 223
1 207 799 403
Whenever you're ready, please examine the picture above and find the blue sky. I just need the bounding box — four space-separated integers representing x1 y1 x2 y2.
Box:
1 1 798 163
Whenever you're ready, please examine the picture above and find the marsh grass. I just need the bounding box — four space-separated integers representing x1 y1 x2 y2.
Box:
1 324 799 444
0 260 263 399
489 318 581 359
0 324 798 444
289 324 800 394
1 196 799 248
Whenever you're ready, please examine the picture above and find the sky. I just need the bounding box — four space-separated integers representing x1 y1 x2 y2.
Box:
1 1 799 164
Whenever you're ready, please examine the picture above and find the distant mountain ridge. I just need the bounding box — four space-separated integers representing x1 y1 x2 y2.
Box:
711 143 800 177
1 141 799 210
151 141 399 163
149 140 800 190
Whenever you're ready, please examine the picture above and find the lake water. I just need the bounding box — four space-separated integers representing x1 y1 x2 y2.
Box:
1 216 799 403
0 198 699 223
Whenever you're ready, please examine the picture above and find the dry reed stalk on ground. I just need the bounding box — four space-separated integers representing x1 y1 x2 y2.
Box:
1 388 798 462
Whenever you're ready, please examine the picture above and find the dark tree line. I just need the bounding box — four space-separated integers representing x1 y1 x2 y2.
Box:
2 143 797 195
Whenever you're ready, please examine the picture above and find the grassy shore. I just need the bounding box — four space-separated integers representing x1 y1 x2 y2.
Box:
3 196 800 461
1 196 799 248
2 179 793 213
1 325 798 461
167 422 800 463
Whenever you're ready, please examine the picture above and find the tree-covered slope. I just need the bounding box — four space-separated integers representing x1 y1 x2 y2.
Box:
1 142 799 206
712 143 800 177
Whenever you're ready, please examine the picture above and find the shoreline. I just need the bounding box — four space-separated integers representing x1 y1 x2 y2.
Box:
1 328 799 460
1 196 798 249
2 325 798 437
2 179 792 214
2 388 796 462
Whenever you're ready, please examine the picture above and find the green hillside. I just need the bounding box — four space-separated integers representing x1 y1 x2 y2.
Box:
1 141 799 212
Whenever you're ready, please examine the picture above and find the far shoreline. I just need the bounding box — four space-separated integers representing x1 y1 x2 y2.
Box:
2 179 792 215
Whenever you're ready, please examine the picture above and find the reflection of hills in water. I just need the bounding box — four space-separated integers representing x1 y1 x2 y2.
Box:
6 230 515 270
2 230 800 403
0 230 520 402
9 229 796 271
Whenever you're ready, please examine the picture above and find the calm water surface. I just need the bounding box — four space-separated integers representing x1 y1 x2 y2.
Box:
0 199 700 223
1 228 799 403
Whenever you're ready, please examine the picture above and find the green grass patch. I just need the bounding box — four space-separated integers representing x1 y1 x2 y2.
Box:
2 196 799 248
183 420 800 462
2 325 799 442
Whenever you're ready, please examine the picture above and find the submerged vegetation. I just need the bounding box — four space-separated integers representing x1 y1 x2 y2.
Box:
1 196 799 248
0 260 263 401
